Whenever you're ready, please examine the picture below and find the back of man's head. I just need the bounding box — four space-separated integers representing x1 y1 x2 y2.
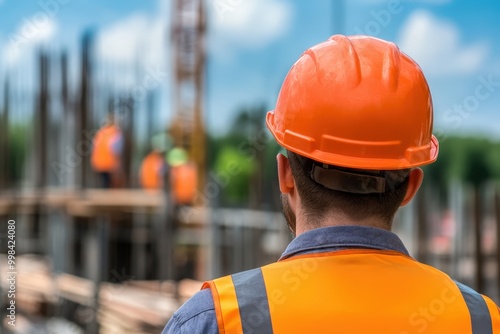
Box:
267 35 438 232
287 150 410 228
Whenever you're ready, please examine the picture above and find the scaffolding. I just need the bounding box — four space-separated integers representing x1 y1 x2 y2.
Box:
171 0 207 194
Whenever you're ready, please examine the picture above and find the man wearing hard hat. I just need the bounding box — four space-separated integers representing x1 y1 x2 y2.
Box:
139 133 170 190
163 35 500 333
91 114 123 188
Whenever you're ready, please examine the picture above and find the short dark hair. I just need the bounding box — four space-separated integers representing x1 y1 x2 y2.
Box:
287 150 410 227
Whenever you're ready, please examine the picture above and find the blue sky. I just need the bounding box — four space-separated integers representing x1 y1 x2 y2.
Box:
0 0 499 138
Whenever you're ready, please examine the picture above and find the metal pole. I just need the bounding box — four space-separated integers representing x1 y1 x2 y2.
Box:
450 181 464 280
156 192 172 281
495 186 500 301
1 77 9 192
416 186 428 263
78 31 93 190
37 50 49 190
473 185 484 293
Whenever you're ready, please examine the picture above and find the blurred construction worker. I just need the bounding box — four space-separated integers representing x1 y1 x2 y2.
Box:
163 35 500 333
167 147 197 205
139 133 169 190
91 114 123 188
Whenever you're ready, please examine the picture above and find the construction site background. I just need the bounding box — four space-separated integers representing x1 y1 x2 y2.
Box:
0 1 500 333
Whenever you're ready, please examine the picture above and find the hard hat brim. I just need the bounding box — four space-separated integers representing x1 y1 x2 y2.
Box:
266 111 439 170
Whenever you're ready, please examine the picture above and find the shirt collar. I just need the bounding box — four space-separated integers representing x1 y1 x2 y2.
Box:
280 225 409 260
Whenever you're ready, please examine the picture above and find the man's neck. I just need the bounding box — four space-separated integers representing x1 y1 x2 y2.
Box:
295 214 391 236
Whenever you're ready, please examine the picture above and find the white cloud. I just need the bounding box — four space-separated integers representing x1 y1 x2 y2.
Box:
97 13 166 67
398 10 488 75
2 17 57 66
95 1 172 126
209 0 292 55
96 12 168 87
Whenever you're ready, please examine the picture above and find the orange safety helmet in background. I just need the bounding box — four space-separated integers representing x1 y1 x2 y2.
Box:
266 35 439 170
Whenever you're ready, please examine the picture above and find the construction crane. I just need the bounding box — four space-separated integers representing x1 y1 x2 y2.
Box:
171 0 206 197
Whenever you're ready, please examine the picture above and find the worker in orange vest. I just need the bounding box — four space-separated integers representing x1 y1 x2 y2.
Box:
167 147 198 205
91 114 123 188
163 35 500 333
139 133 169 190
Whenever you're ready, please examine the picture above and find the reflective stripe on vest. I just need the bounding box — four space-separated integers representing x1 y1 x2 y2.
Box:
232 269 273 334
455 281 493 334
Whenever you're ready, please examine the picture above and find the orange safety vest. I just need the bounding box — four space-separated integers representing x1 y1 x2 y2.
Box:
139 152 165 190
91 125 121 172
170 163 197 205
203 250 500 333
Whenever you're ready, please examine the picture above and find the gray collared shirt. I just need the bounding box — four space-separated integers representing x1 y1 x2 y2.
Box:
162 225 409 333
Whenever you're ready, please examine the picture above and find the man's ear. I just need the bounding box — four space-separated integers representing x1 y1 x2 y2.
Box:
277 153 295 194
400 168 424 207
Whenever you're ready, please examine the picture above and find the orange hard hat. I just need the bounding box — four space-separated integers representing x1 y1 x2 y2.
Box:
266 35 439 170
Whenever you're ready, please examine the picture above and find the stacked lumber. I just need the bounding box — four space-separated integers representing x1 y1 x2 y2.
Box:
98 281 179 334
56 273 95 306
0 254 204 333
125 280 177 295
97 279 202 333
0 254 56 316
3 315 84 334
